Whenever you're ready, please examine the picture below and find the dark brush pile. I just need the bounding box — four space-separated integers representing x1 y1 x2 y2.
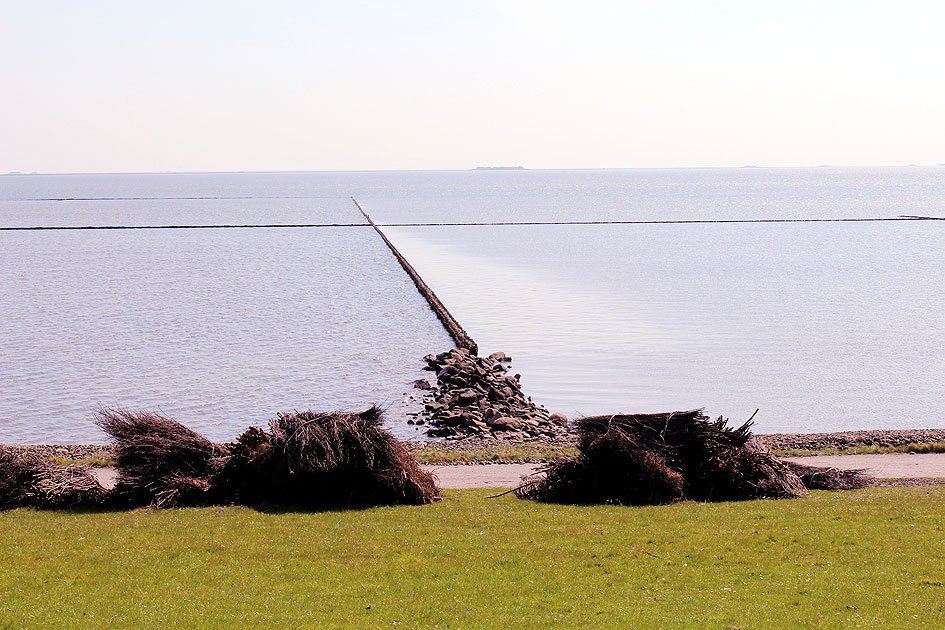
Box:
97 409 228 508
1 407 438 511
0 449 109 509
0 450 44 509
216 407 438 508
783 460 873 490
96 406 437 509
516 410 809 505
33 464 110 508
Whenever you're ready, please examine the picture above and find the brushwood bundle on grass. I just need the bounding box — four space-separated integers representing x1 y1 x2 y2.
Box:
516 409 809 505
33 464 110 508
783 460 872 491
0 450 44 509
216 407 439 508
96 406 437 509
0 449 109 510
96 409 228 508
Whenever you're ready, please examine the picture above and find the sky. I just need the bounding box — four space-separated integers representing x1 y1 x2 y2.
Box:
2 0 944 173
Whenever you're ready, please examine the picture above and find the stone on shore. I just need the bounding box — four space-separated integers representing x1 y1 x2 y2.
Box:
417 348 568 440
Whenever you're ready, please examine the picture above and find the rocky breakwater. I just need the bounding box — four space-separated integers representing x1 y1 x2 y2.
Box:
413 348 568 440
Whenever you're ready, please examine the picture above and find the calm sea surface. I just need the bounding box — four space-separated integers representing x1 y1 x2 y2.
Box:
1 168 943 442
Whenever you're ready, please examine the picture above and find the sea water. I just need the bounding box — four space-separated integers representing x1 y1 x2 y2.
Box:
1 168 943 442
0 181 451 443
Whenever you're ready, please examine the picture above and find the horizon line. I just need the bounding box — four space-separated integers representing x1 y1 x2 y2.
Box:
4 163 945 177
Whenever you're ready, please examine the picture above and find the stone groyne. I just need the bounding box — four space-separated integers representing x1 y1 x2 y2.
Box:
350 200 572 438
410 348 569 440
351 198 477 355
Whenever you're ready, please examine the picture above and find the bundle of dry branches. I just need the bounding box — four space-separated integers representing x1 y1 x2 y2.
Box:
6 406 436 511
217 407 438 508
93 406 437 509
517 409 808 505
0 450 44 509
96 408 228 507
783 460 873 490
33 464 109 508
1 450 109 509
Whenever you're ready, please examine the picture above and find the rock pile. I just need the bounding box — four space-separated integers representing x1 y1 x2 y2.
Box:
412 348 569 440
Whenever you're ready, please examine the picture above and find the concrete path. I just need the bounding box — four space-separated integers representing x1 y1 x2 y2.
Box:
421 464 539 489
91 467 118 489
92 463 539 490
91 454 945 491
782 453 945 479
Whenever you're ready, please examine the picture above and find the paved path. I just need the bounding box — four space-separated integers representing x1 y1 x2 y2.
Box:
92 454 945 491
423 453 945 489
782 453 945 479
421 464 538 489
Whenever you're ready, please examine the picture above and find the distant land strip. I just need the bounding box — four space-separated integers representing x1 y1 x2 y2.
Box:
3 216 941 231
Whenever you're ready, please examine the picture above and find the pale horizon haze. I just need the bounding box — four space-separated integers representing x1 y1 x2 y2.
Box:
2 1 944 174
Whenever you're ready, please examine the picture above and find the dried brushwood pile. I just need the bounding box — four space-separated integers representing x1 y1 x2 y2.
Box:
0 449 109 509
516 409 809 505
33 464 110 508
95 406 437 509
217 407 438 508
97 409 228 508
0 450 44 509
2 407 435 511
783 460 873 490
415 348 568 439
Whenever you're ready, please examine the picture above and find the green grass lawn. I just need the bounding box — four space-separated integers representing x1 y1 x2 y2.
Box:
2 487 943 629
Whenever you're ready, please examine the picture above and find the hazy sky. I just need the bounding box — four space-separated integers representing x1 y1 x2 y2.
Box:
2 1 944 173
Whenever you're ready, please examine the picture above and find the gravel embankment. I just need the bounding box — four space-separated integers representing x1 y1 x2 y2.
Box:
0 444 114 460
5 427 945 463
755 429 945 452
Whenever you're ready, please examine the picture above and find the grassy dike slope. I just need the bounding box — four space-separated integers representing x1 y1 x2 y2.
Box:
2 488 944 629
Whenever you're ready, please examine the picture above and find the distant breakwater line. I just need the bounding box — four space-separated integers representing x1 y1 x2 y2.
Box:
6 214 941 232
351 197 478 355
0 223 370 231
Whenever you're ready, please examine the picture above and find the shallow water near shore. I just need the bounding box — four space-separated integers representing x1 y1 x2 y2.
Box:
1 168 944 442
383 219 945 433
0 216 451 442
